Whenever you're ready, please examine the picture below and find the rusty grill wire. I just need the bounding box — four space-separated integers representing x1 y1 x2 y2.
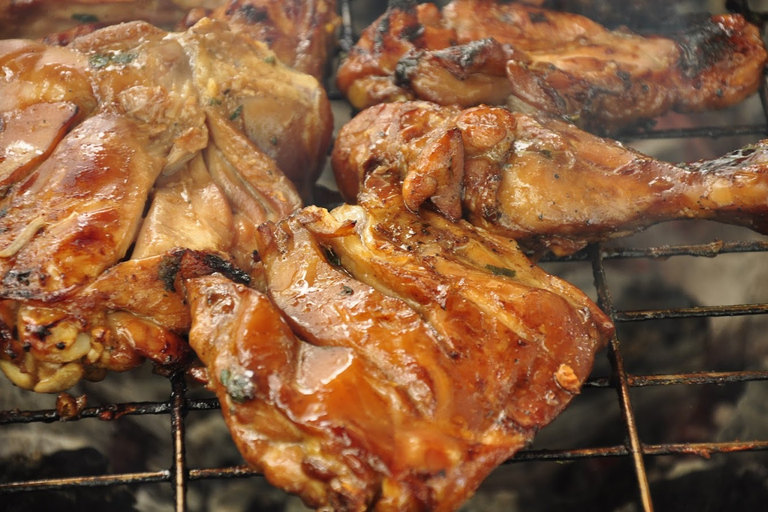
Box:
3 1 768 511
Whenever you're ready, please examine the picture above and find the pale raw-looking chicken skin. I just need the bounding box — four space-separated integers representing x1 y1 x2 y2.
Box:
0 18 326 392
336 0 767 133
333 101 768 256
186 179 613 510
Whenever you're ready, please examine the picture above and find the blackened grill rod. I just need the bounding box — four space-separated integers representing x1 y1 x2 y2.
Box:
585 369 768 388
617 303 768 321
590 243 655 512
511 439 768 463
170 372 188 512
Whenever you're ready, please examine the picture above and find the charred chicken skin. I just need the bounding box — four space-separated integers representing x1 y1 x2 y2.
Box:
186 181 613 510
0 18 329 392
336 0 767 133
333 101 768 256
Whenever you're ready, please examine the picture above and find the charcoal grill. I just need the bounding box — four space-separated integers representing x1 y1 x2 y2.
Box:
3 1 768 511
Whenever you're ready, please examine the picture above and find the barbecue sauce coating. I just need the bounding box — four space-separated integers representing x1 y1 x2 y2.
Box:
333 101 768 256
187 195 613 511
336 0 767 133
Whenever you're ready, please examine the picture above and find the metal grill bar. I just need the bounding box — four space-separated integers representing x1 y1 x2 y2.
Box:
171 372 188 512
591 244 656 511
625 124 768 140
2 1 768 511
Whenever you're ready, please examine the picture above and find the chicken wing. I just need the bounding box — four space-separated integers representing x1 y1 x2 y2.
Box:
186 186 612 510
333 101 768 256
336 0 766 133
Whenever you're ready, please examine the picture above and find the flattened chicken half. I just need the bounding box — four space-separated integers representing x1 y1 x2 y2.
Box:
336 0 767 133
333 101 768 256
0 18 319 392
186 178 613 511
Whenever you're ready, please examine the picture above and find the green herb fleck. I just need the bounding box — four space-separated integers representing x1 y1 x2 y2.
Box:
220 368 255 403
111 52 137 65
72 13 99 23
88 52 136 69
540 149 552 159
229 104 243 120
208 97 223 106
324 247 342 267
270 136 278 145
485 264 516 278
341 285 354 295
264 55 276 64
88 54 111 69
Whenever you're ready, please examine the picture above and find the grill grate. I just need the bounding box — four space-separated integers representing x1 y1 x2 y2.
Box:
3 1 768 511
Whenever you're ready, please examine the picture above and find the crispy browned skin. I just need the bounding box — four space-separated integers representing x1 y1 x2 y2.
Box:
187 193 612 510
337 0 767 133
0 19 316 392
333 101 768 256
181 0 339 81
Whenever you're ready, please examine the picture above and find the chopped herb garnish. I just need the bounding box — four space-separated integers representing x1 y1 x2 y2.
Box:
88 52 137 69
540 149 552 159
111 52 137 65
72 13 99 23
324 247 342 267
220 368 255 403
229 105 243 120
485 264 516 278
88 54 111 69
208 97 223 106
264 55 276 64
270 136 278 145
341 285 354 295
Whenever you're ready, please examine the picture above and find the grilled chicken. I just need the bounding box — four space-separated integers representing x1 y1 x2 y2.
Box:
333 101 768 256
180 0 340 81
0 0 210 40
186 189 612 510
0 19 323 392
336 0 766 133
2 0 340 83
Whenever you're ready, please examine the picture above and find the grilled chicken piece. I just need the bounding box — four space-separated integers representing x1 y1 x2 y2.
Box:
0 249 248 393
0 19 317 392
179 18 333 198
187 188 613 510
0 0 213 40
181 0 340 81
333 101 768 256
336 0 766 133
